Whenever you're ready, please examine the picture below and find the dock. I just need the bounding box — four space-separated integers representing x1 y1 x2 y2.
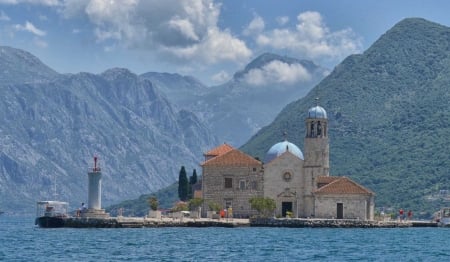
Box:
62 216 249 228
250 218 438 228
57 217 438 228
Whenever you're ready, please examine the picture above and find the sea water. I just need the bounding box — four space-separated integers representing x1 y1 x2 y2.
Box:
1 216 449 261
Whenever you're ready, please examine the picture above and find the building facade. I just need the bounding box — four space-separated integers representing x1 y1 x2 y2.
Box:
201 104 375 220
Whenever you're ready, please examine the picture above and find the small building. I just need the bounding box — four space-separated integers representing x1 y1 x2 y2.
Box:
201 102 375 220
201 146 264 218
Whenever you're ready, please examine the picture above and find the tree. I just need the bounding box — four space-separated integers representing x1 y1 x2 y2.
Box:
187 169 198 200
190 169 198 185
188 198 203 211
208 201 222 212
178 166 189 201
172 201 188 212
249 197 276 217
147 196 158 211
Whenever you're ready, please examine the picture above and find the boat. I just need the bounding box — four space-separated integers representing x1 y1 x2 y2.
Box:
435 207 450 227
35 201 69 228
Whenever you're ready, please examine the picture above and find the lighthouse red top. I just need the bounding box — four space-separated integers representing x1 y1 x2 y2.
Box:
93 156 101 172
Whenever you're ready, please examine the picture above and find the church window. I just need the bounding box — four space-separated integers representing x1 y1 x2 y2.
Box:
317 121 322 136
239 180 247 190
224 178 233 189
251 181 257 190
283 172 292 182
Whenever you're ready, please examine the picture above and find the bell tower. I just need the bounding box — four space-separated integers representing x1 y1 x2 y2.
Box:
303 99 330 217
303 99 329 175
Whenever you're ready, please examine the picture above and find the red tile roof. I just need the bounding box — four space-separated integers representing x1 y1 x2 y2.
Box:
204 143 234 157
317 176 340 184
202 149 261 167
314 176 374 195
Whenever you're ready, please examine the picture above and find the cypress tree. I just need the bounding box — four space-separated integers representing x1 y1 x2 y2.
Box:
187 169 198 200
178 166 189 201
190 169 198 185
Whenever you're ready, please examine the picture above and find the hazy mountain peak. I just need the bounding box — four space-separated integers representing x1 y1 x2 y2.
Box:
101 68 135 80
0 45 58 84
232 52 325 86
233 52 319 79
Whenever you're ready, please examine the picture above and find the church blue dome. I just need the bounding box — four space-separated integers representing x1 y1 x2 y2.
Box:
264 140 304 163
308 105 327 119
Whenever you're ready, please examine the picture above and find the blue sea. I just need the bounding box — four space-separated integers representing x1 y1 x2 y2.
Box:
1 216 450 261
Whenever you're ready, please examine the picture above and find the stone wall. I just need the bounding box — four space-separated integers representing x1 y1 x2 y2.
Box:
202 165 263 218
314 194 374 220
249 218 411 228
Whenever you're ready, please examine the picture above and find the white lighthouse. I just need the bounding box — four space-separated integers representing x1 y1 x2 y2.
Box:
82 156 109 218
88 156 102 210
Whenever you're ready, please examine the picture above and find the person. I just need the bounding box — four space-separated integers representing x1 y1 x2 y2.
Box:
81 202 87 212
408 210 413 220
399 209 404 221
228 207 233 218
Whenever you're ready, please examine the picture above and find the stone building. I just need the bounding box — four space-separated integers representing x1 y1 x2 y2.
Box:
201 145 264 218
201 103 375 220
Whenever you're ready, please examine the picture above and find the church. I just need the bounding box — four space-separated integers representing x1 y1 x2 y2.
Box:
200 103 375 220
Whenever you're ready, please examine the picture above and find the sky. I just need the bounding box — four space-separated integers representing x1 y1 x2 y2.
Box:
0 0 450 86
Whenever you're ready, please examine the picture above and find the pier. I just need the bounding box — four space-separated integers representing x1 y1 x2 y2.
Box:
62 216 249 228
57 217 437 228
250 218 438 228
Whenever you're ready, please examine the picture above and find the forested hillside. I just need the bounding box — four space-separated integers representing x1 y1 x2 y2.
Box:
242 18 450 216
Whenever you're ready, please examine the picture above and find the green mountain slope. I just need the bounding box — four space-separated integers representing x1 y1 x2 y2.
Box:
241 18 450 216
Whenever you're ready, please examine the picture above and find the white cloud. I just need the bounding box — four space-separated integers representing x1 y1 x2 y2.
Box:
163 27 251 64
61 0 252 64
0 10 10 21
211 70 230 83
276 16 289 26
243 15 265 36
243 60 311 86
0 0 60 5
14 21 46 36
255 11 361 64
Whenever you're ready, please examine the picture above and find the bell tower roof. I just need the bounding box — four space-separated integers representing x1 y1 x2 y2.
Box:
307 106 327 119
307 98 327 119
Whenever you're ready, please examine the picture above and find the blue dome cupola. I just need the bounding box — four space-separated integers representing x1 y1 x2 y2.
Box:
306 98 328 138
264 140 304 163
308 105 327 119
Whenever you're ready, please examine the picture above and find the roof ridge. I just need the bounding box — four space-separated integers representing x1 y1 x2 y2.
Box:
314 176 374 195
202 148 261 166
204 143 234 156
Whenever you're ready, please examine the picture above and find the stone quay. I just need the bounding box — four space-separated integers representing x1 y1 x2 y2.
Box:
59 216 436 228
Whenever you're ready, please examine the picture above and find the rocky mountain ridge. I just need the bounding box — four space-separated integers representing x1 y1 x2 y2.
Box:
142 52 328 146
0 47 217 213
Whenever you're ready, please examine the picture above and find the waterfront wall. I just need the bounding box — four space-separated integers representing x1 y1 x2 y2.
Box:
250 218 412 228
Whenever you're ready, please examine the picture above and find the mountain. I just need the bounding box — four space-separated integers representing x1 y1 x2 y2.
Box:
241 18 450 216
139 72 210 106
0 46 58 84
0 49 217 213
142 53 328 147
